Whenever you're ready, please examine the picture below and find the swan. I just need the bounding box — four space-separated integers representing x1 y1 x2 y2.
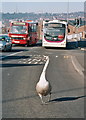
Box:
36 56 52 104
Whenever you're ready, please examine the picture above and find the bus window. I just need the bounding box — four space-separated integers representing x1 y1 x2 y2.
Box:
31 24 37 32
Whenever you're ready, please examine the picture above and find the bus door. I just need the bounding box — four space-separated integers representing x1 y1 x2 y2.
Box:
31 24 38 43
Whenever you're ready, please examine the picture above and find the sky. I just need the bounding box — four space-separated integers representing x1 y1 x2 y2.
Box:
0 1 85 13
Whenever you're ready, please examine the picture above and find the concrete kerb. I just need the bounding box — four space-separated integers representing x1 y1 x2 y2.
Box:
71 56 84 77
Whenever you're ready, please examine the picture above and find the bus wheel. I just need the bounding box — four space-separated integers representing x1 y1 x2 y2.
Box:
28 41 32 46
25 41 29 47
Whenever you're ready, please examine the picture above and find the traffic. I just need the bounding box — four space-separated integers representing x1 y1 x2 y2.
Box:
1 18 85 52
9 20 38 46
42 20 67 48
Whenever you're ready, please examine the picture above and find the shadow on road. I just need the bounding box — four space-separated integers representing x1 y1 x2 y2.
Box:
2 55 30 61
1 63 44 68
2 94 86 104
49 95 86 103
2 94 37 103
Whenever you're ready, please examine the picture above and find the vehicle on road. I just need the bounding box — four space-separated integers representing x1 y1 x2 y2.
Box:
0 34 12 51
8 20 38 46
42 20 67 48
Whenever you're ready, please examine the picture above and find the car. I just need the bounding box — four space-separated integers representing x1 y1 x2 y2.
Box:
0 34 12 51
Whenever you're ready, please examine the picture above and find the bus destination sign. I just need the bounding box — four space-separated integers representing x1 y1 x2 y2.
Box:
13 22 26 26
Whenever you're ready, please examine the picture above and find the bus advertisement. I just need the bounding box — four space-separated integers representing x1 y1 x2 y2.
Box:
8 21 38 46
42 20 67 48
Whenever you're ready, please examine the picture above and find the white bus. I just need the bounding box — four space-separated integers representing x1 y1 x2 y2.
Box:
42 20 67 48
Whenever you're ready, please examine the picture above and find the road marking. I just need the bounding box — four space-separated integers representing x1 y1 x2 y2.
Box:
34 62 38 64
81 48 86 51
23 59 26 61
28 59 32 61
71 56 84 76
45 52 52 54
18 61 22 63
32 59 36 61
64 56 70 59
29 55 32 57
56 56 58 58
7 73 10 76
23 62 27 64
44 59 47 62
39 62 44 64
5 61 10 63
36 59 41 62
28 61 32 64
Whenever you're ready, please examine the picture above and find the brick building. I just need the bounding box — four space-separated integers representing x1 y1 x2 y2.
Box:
68 21 86 39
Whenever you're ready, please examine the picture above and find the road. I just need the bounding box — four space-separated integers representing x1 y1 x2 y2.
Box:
1 44 85 118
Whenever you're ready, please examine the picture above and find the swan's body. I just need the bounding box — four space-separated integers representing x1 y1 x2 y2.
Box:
36 56 52 104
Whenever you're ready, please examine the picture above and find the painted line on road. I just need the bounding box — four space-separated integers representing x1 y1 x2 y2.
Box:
34 62 38 64
81 48 86 51
71 56 84 77
28 61 32 64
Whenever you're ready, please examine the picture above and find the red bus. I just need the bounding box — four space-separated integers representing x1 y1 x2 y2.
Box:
8 21 38 46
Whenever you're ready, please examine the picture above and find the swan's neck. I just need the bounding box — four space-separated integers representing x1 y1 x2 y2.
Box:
39 72 47 83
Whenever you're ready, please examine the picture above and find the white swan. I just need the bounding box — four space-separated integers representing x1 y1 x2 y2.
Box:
36 56 52 104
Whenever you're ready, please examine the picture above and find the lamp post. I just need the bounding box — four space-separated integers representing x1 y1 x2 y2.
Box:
67 0 69 24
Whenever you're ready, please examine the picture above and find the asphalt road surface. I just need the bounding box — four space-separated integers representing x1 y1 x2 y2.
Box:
1 44 85 118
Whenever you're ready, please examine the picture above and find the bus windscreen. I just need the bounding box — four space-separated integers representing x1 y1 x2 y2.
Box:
10 25 27 34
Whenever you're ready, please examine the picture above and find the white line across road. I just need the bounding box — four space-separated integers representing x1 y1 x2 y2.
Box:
1 51 23 59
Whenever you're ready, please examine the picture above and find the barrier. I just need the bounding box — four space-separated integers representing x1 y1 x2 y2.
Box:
67 33 82 40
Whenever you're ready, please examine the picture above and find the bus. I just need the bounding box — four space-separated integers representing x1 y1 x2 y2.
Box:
42 20 67 48
8 21 38 46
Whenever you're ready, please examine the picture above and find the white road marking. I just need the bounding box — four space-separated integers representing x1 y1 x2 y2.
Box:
44 59 47 62
71 56 84 76
28 59 32 61
81 48 86 51
23 62 27 64
28 61 32 64
18 61 22 63
5 61 10 63
32 59 37 61
7 73 10 76
45 52 52 54
29 55 32 56
36 59 41 62
23 59 26 61
34 62 38 64
39 62 43 64
56 56 58 58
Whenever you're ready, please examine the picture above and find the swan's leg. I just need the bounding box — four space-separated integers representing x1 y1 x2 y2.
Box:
38 93 46 104
48 92 51 102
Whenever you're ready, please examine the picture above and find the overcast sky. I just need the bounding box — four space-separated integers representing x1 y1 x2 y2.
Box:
1 1 85 13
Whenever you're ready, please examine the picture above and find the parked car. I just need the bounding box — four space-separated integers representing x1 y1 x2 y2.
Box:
0 34 12 51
